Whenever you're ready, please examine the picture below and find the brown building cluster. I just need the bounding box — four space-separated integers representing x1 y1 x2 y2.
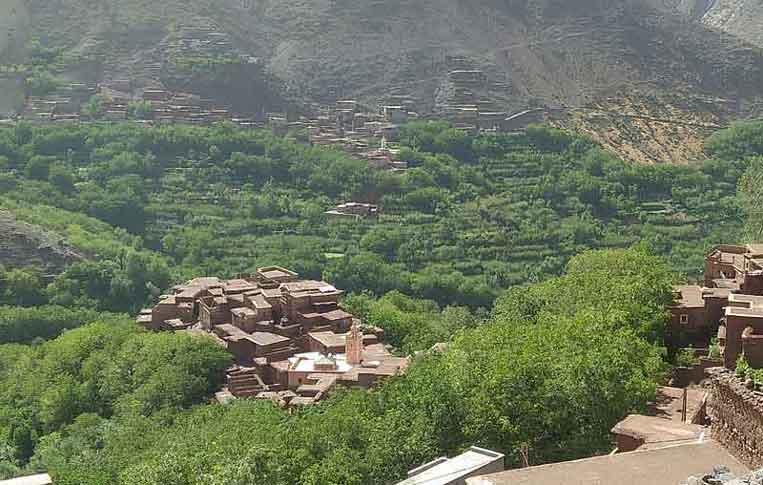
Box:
300 99 412 171
670 244 763 369
138 266 408 406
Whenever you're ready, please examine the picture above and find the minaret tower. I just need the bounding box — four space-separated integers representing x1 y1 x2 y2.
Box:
346 320 364 365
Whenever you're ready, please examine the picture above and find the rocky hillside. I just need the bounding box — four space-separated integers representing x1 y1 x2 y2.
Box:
0 210 85 273
701 0 763 49
3 0 763 162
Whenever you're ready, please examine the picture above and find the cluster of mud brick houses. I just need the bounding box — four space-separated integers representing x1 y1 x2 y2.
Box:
670 244 763 370
9 53 557 174
138 266 407 407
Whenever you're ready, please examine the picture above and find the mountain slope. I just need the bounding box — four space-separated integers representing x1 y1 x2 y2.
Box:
9 0 761 106
701 0 763 49
4 0 763 163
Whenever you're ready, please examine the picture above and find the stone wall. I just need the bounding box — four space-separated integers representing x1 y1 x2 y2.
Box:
708 368 763 468
673 356 724 388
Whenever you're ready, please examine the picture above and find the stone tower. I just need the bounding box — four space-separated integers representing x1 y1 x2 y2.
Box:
346 320 363 365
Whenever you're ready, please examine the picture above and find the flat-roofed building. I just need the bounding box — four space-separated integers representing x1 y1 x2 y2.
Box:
397 447 504 485
722 294 763 369
139 266 406 404
467 441 746 485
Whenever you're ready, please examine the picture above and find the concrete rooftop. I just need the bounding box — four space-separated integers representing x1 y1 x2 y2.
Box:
467 441 747 485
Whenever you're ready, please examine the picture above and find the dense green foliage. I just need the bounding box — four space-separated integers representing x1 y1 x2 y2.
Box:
0 305 113 344
0 320 231 479
11 247 664 484
0 200 172 313
343 291 484 354
1 119 762 482
492 245 674 346
0 121 746 313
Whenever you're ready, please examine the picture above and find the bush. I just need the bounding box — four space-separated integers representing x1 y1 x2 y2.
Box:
736 354 751 379
675 347 699 368
708 340 722 359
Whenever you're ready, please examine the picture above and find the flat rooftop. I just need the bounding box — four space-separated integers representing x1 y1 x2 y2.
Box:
675 285 703 308
398 447 504 485
650 386 706 423
258 266 298 280
0 474 53 485
466 441 747 485
611 415 705 449
248 332 290 346
713 278 741 290
309 332 347 348
729 293 763 309
726 306 763 318
231 307 256 317
281 280 336 293
288 352 354 374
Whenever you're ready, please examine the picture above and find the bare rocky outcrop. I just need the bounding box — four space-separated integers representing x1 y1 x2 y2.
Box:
702 0 763 49
0 210 86 273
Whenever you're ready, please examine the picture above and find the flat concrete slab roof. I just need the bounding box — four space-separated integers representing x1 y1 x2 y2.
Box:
309 332 346 347
248 332 290 346
611 415 704 448
675 285 703 308
398 447 504 485
0 474 53 485
466 441 747 485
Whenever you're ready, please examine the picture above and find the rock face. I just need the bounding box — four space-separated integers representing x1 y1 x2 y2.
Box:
13 0 763 108
708 368 763 469
8 0 763 164
702 0 763 49
0 211 86 273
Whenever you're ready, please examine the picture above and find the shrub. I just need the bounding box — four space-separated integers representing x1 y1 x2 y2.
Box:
675 347 699 368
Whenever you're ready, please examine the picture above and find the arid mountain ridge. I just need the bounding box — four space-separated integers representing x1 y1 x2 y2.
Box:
2 0 763 163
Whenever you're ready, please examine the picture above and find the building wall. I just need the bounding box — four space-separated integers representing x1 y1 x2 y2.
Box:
743 274 763 296
227 340 257 364
706 296 729 331
724 315 763 368
151 305 180 330
669 306 708 347
708 368 763 468
743 336 763 368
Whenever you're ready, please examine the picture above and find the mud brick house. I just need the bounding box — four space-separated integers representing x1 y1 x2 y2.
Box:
670 285 731 347
720 294 763 369
382 105 408 124
139 266 406 405
669 244 763 355
705 244 763 293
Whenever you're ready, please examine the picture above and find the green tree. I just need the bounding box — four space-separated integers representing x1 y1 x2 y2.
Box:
48 163 75 193
2 268 46 306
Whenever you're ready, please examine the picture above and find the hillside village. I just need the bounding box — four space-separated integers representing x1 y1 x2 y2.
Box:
6 1 763 484
125 242 763 484
138 266 407 407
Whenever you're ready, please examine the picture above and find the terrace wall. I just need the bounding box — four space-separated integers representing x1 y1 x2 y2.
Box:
708 368 763 468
